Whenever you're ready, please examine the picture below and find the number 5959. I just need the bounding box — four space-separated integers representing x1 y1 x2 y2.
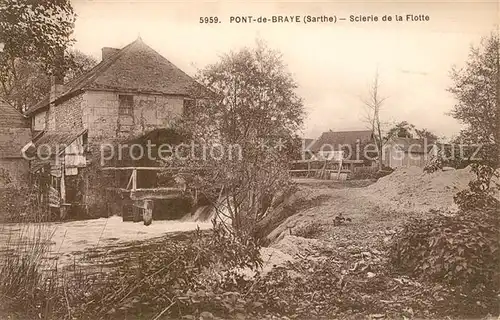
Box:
200 16 219 23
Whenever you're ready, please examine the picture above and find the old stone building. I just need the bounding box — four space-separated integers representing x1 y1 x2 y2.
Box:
26 37 205 140
24 38 207 217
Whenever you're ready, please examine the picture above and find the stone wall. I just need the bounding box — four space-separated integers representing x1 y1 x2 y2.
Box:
54 95 84 132
83 90 184 140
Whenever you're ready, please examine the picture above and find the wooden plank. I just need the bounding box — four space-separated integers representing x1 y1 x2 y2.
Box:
290 159 365 164
100 166 208 171
337 158 343 180
288 169 351 174
131 169 137 191
130 188 185 201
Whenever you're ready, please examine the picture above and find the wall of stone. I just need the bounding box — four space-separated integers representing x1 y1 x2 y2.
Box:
83 90 184 140
53 95 85 132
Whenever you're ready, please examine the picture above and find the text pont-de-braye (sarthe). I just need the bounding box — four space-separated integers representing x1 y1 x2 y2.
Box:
199 14 430 24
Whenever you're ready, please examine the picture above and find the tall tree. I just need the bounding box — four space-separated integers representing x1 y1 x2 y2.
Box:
0 50 97 112
0 0 76 111
362 71 387 170
177 40 305 235
449 32 499 165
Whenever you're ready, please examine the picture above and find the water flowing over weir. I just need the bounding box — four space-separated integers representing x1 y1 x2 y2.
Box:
181 205 215 222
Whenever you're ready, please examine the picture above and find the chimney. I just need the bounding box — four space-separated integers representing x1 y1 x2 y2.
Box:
101 47 120 61
50 50 66 104
50 74 65 104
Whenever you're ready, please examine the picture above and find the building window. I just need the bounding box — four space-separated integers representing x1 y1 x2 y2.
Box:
119 95 134 115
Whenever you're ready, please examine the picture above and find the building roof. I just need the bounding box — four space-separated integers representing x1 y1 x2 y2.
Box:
310 130 373 152
25 38 208 116
22 129 87 161
0 100 29 128
387 137 434 154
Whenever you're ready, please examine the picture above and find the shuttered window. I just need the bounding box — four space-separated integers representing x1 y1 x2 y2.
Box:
118 95 134 115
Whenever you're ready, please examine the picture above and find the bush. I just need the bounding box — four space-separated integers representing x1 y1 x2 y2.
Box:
0 186 51 222
453 163 500 211
423 156 443 173
389 208 500 295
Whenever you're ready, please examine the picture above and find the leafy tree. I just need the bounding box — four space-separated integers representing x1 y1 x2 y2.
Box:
0 0 76 111
178 40 305 236
415 128 438 141
385 121 438 141
449 32 499 165
64 49 99 82
0 50 97 112
386 121 415 139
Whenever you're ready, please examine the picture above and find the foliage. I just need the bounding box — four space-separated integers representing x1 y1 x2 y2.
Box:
0 186 53 222
177 40 305 235
385 121 415 139
454 163 500 211
0 49 97 112
0 0 76 111
423 153 444 173
389 208 499 289
385 121 438 141
448 32 499 164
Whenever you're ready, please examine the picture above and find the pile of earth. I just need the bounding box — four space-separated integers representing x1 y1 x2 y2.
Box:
366 166 475 212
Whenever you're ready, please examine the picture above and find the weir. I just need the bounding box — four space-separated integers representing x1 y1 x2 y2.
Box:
102 166 206 225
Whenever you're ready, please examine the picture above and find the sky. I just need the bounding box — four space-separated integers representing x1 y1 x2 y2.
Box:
71 0 499 140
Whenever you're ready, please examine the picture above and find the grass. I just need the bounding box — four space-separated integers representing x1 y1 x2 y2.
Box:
0 223 58 318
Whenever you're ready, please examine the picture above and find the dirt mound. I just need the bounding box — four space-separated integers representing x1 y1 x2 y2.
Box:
271 235 321 257
366 166 475 212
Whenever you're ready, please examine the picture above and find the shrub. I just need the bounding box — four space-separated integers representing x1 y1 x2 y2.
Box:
454 163 500 211
389 208 500 290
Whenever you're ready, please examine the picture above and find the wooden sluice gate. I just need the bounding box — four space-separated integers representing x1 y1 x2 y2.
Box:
101 166 203 224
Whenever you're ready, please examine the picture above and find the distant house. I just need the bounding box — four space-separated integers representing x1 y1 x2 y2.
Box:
0 101 32 185
382 137 435 168
310 130 374 161
23 38 208 215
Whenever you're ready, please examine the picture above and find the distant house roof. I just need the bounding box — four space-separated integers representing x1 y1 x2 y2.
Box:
387 137 435 154
310 130 373 152
25 38 208 116
0 100 29 128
